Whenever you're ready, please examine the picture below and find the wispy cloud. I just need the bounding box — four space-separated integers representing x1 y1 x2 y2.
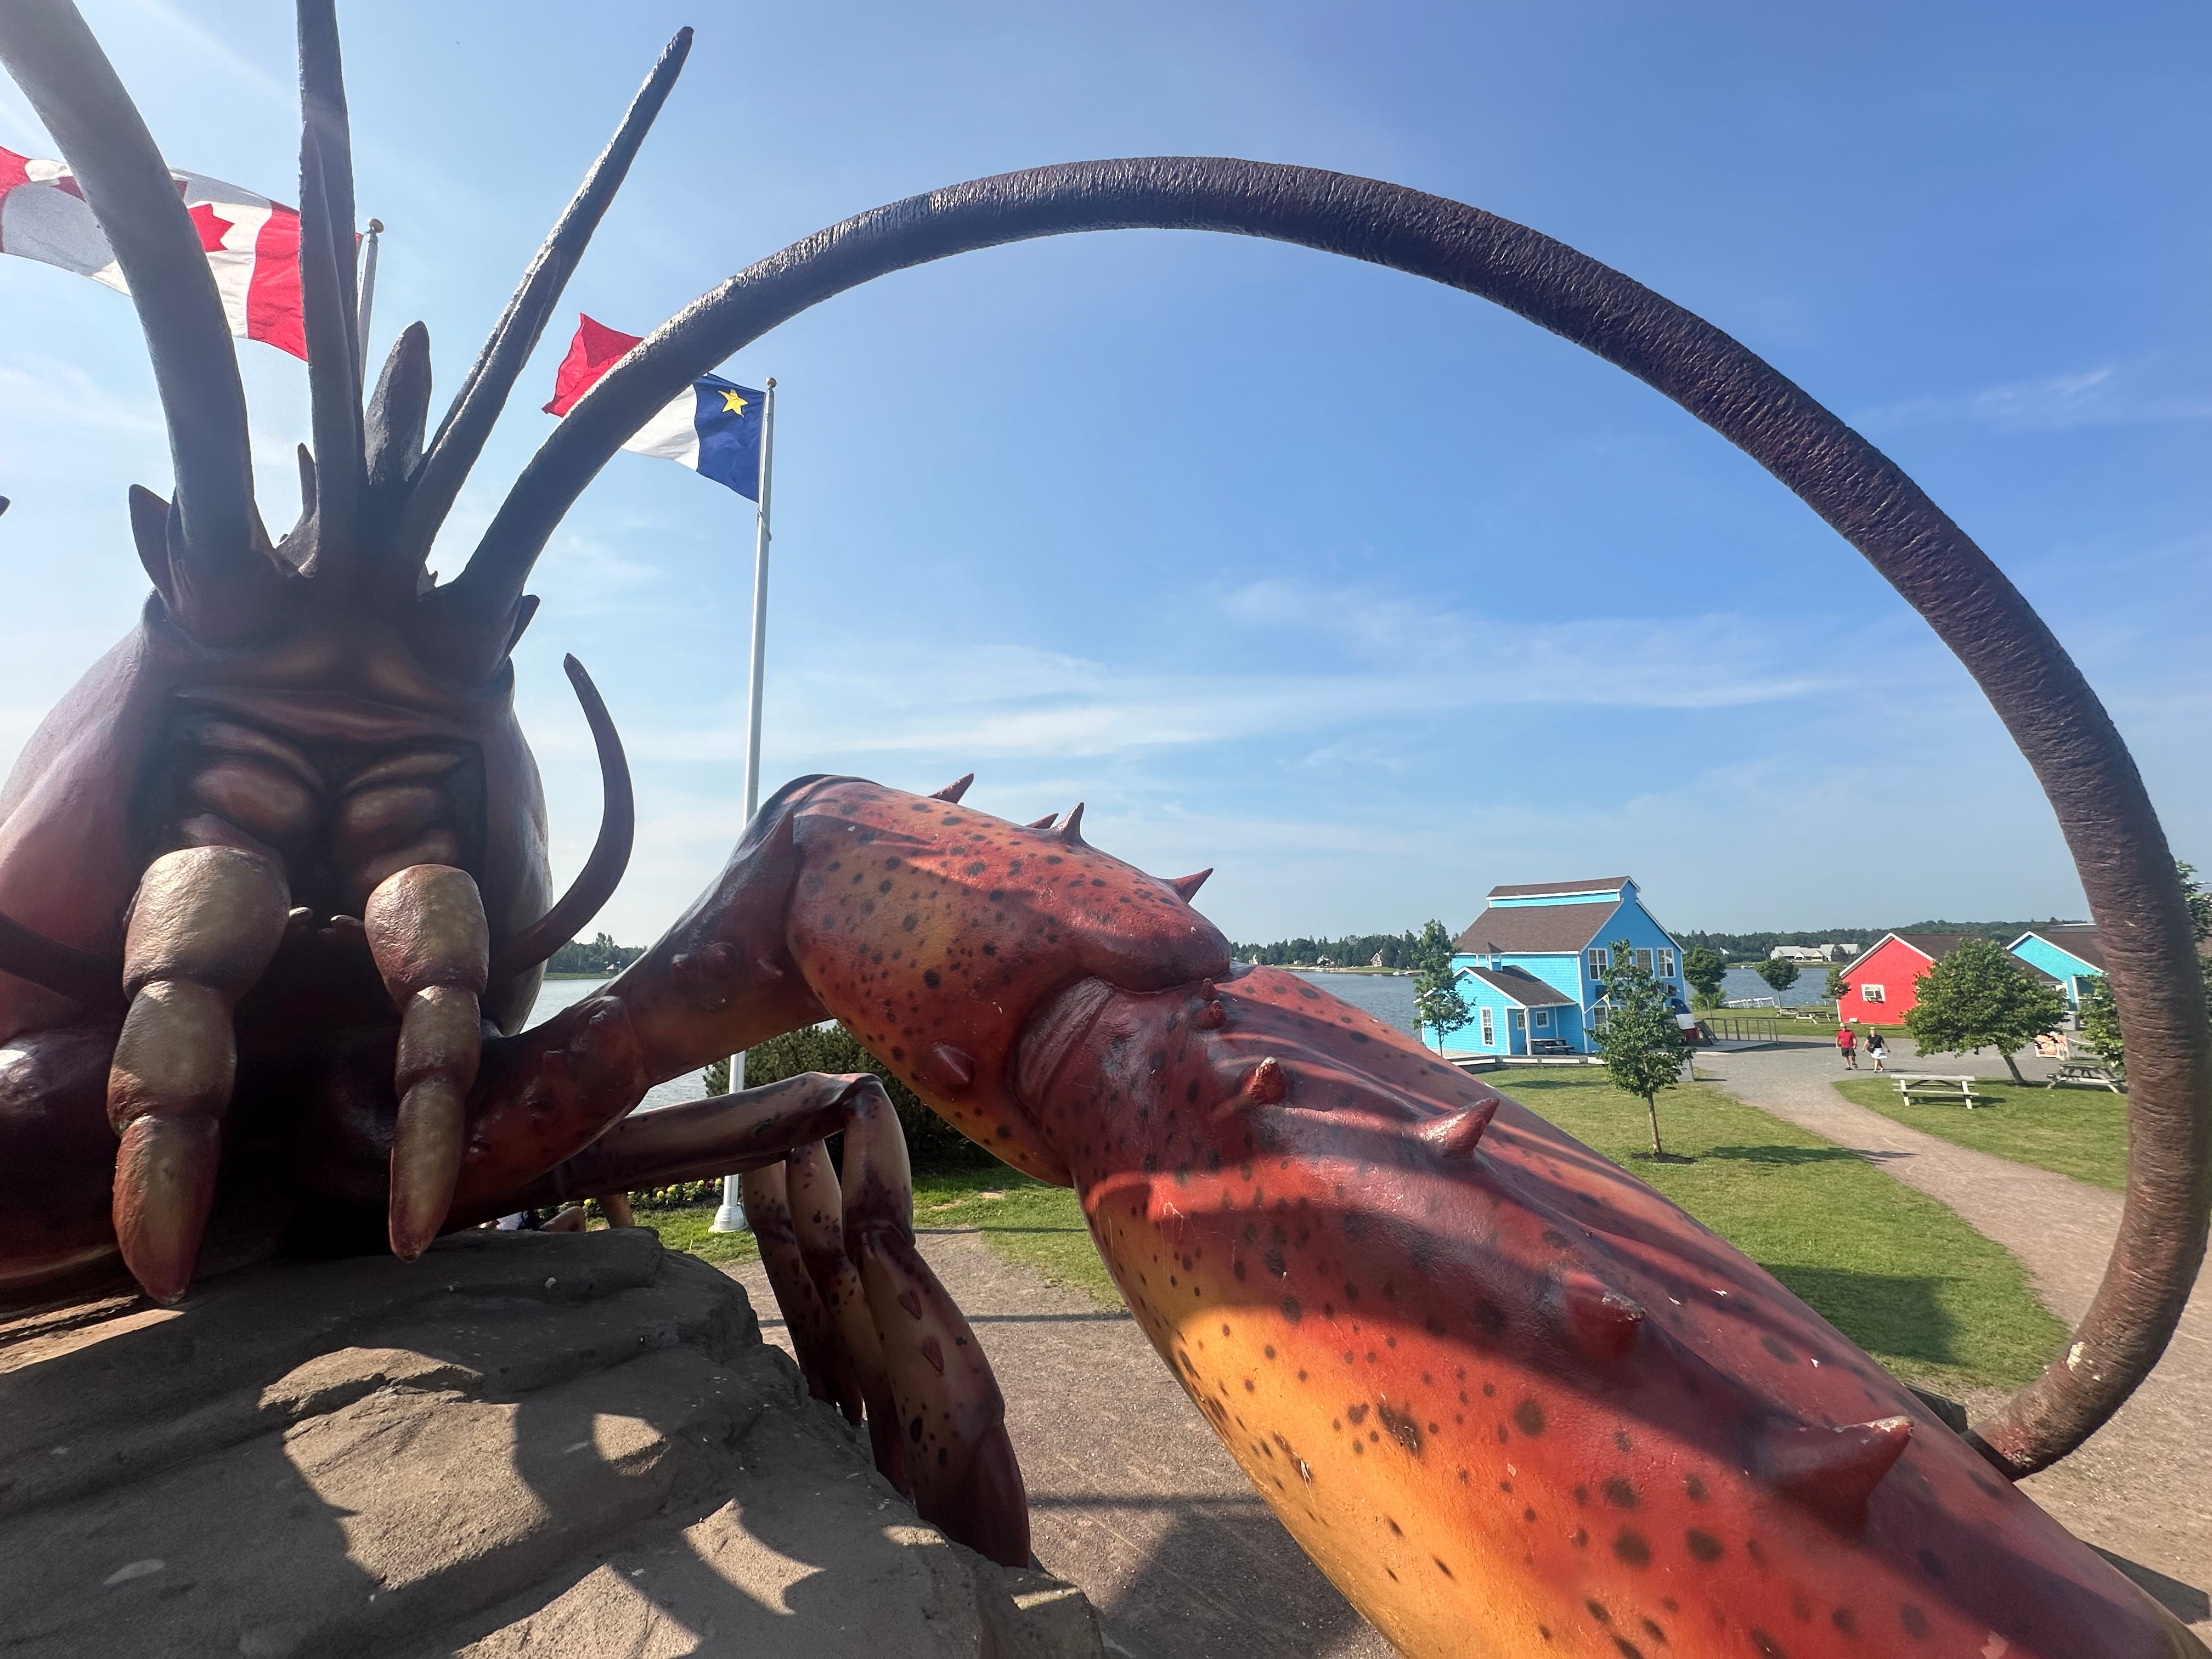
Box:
1863 363 2212 432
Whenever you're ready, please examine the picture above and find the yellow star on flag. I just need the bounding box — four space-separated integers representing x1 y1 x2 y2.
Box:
719 388 749 415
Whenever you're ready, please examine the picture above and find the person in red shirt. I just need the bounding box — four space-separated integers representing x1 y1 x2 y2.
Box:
1837 1023 1859 1070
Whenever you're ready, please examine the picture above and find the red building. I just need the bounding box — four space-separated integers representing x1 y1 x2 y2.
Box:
1834 933 1975 1025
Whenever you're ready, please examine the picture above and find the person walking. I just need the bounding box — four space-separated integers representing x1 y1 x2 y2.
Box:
1837 1022 1859 1070
1866 1030 1888 1074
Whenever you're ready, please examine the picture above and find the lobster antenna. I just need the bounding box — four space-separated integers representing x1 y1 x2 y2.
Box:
401 26 692 620
0 0 268 631
294 0 365 578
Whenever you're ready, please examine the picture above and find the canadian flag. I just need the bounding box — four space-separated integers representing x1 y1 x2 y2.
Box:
0 144 305 359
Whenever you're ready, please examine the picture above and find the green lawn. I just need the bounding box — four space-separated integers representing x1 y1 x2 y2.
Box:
637 1074 2068 1392
1504 1073 2066 1390
1836 1076 2129 1192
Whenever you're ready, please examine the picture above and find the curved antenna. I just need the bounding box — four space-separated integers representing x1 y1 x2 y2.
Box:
0 0 268 633
487 655 635 983
398 27 692 603
0 911 125 1012
293 0 364 577
453 156 2202 1477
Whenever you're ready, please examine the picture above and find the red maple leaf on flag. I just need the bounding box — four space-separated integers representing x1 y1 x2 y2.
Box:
187 200 234 252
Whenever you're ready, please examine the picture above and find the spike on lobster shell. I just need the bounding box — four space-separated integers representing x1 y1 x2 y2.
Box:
1417 1098 1497 1158
1165 868 1212 903
1194 980 1228 1030
915 1041 977 1093
1026 812 1059 830
929 773 975 804
1059 803 1087 845
1245 1056 1289 1105
1561 1272 1645 1363
1751 1415 1912 1530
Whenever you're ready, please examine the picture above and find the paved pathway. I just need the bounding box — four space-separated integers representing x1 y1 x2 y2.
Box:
728 1231 1394 1658
1692 1039 2212 1635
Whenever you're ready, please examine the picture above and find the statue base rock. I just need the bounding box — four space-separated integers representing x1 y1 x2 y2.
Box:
0 1227 1101 1658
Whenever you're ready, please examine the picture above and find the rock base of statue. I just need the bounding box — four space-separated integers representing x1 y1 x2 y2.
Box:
0 1227 1101 1658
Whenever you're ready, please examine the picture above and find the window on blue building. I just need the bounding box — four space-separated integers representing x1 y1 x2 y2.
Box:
1533 1008 1551 1029
1587 947 1609 978
1658 949 1677 979
1635 949 1653 973
1480 1007 1496 1046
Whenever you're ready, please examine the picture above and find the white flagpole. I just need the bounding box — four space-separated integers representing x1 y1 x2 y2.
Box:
712 376 777 1234
355 218 382 379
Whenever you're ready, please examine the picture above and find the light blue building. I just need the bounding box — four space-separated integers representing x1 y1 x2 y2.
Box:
2007 927 2106 1007
1428 876 1687 1056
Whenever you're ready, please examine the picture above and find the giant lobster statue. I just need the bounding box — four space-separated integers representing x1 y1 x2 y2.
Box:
0 4 2205 1655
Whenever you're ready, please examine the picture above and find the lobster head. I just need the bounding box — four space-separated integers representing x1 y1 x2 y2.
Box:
777 777 1232 1183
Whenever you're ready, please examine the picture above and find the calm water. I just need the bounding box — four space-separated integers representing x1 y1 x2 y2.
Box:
1287 969 1420 1036
1719 964 1832 1008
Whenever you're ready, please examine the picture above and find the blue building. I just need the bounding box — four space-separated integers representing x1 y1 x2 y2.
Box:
1429 876 1687 1056
2007 927 2107 1008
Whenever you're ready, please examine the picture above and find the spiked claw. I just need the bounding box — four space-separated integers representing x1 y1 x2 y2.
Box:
112 1114 221 1303
1417 1099 1497 1158
1245 1056 1289 1105
1561 1271 1645 1363
1753 1415 1912 1528
929 773 975 804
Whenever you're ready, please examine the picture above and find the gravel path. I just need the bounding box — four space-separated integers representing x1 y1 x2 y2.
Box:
1694 1039 2212 1635
727 1230 1394 1658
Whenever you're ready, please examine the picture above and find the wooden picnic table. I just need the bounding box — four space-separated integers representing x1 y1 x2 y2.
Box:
2047 1059 2124 1093
1891 1074 1987 1108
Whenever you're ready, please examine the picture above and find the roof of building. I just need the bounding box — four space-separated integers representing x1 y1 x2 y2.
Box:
1846 930 2065 985
1453 901 1622 956
1487 876 1632 900
1460 965 1579 1007
2011 927 2108 972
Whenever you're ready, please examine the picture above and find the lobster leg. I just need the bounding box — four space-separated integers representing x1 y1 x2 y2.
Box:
107 847 290 1302
363 864 489 1260
464 1070 1025 1566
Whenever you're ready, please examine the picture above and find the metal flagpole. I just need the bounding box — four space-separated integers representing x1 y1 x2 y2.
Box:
711 376 777 1234
355 218 383 379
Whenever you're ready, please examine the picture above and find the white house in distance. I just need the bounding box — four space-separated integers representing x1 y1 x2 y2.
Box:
1435 877 1688 1057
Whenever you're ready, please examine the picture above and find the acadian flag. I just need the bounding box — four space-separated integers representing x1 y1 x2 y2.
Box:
0 145 306 358
544 314 765 500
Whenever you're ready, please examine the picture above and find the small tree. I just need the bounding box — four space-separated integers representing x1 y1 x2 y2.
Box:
1754 956 1801 995
1594 936 1686 1158
1903 938 2066 1085
1824 963 1853 1005
1410 918 1472 1052
1682 945 1728 1008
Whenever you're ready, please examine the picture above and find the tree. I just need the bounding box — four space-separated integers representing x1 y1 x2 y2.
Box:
1682 945 1729 1008
1754 956 1800 995
2077 857 2212 1083
1824 963 1853 1004
1594 936 1686 1158
1903 938 2066 1085
1410 918 1472 1053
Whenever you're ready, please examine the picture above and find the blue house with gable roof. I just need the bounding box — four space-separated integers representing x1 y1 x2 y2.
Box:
1426 877 1687 1056
2007 926 2107 1008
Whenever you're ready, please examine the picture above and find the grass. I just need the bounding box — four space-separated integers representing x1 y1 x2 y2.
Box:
634 1075 2069 1392
1503 1073 2067 1390
1836 1076 2129 1192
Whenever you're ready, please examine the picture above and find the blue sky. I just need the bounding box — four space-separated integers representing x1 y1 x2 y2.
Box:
3 1 2206 947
